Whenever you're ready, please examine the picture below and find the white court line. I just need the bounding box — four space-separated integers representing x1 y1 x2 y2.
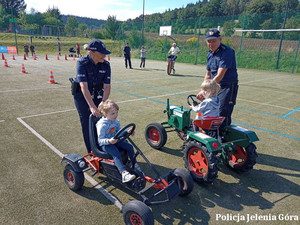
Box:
0 120 5 123
17 117 123 210
237 98 294 110
0 86 68 93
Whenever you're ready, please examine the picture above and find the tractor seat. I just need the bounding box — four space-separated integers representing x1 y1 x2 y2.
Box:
89 114 113 159
193 116 225 130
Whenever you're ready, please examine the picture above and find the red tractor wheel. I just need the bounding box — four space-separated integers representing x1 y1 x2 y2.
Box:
183 141 218 184
145 123 167 150
228 143 258 173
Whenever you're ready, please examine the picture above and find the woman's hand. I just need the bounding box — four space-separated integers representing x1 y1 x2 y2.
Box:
90 106 101 117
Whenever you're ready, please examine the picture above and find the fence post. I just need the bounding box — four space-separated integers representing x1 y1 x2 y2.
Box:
194 18 202 65
237 15 246 68
276 1 289 69
292 38 300 73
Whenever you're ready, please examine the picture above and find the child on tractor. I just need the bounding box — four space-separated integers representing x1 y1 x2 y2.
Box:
190 79 221 131
96 99 138 183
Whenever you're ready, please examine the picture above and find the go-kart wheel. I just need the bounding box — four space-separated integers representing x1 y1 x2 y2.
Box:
63 164 84 191
187 94 200 107
228 143 258 173
145 123 167 150
123 200 154 225
183 140 218 184
170 168 194 196
114 123 136 142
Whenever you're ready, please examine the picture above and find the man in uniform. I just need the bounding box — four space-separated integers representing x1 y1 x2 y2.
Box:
73 39 111 153
123 43 132 69
197 29 239 128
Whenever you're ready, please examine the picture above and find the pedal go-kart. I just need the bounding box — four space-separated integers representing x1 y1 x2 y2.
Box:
62 114 194 225
145 96 259 185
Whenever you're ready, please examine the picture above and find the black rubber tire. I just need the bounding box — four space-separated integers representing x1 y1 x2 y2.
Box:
183 141 218 184
145 123 167 150
228 143 258 173
123 200 154 225
63 164 84 191
172 168 194 196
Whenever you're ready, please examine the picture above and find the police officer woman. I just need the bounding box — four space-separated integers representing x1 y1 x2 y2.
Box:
73 39 111 153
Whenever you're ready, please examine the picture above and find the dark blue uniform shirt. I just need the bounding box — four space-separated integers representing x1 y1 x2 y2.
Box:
207 43 238 84
76 55 111 96
124 46 131 55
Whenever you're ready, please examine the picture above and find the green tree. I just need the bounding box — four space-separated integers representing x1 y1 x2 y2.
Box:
78 23 87 37
105 15 120 39
65 16 78 36
222 21 235 37
0 0 26 15
0 4 10 30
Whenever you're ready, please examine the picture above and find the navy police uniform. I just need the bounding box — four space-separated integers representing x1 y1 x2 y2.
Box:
207 34 239 128
123 44 132 69
74 55 111 153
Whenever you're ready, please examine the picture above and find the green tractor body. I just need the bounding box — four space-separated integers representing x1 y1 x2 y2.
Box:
145 98 259 184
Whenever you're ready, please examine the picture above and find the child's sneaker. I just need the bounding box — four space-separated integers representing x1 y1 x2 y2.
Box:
122 170 136 183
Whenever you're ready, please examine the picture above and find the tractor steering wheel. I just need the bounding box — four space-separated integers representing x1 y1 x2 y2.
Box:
187 95 200 107
113 123 136 142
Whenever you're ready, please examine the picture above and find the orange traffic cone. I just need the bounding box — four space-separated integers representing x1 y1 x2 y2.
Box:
24 54 27 60
48 71 57 84
73 55 75 61
45 54 48 60
2 53 5 60
33 54 37 60
65 54 68 60
4 59 9 67
21 63 26 73
12 55 16 60
57 55 60 60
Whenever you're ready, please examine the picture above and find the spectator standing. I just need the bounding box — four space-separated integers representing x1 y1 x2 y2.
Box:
140 46 148 69
30 44 35 57
24 43 29 57
123 43 132 69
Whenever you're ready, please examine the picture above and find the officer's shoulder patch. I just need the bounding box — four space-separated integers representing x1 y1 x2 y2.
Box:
78 56 90 65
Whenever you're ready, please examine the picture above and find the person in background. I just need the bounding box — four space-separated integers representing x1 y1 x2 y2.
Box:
123 43 132 69
24 43 29 57
197 29 239 128
73 39 112 153
76 43 81 57
167 42 180 73
30 44 35 57
140 46 148 69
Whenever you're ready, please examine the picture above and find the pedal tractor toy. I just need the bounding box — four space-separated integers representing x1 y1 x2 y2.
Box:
62 114 194 225
145 95 259 184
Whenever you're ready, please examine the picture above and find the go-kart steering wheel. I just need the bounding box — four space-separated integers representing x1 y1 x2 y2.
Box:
113 123 136 142
187 94 200 107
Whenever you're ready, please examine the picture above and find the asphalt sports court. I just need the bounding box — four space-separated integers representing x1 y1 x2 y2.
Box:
1 54 300 225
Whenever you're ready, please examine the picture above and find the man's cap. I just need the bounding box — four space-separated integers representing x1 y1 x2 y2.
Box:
88 39 111 55
206 29 221 40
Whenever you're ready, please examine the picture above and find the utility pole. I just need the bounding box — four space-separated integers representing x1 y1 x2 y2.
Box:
141 0 145 45
11 7 18 54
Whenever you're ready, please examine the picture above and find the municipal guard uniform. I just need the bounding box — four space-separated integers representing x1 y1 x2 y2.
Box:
206 32 239 128
74 53 111 153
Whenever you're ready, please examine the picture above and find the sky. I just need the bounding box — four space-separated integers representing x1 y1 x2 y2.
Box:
24 0 201 21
